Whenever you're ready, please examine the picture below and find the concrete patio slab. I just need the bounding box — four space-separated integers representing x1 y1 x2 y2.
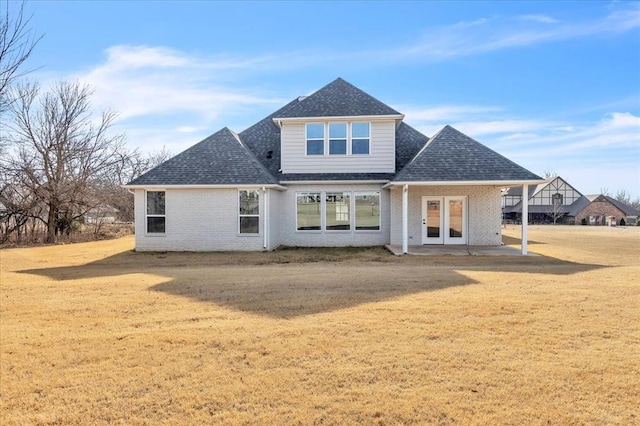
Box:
385 244 532 256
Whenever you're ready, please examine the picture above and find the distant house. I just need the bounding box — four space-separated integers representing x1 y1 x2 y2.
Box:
84 205 119 225
503 176 582 224
568 194 640 226
126 78 543 253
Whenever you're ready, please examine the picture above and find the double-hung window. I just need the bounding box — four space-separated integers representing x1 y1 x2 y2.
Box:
329 123 347 155
146 191 165 233
239 190 260 234
351 122 370 155
306 124 324 155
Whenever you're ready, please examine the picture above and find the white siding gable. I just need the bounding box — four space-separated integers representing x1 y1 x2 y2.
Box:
280 120 396 174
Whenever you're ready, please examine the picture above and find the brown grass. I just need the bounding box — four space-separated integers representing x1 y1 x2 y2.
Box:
1 225 639 424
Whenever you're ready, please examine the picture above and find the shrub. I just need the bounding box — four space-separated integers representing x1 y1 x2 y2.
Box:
581 218 587 225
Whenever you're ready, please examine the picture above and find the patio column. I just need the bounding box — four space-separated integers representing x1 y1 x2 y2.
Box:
402 184 408 254
521 183 528 255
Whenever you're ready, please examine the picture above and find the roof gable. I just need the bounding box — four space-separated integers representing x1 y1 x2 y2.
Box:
393 125 542 182
128 127 278 186
273 78 402 119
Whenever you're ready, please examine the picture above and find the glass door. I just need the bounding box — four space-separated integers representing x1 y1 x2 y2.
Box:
422 197 444 244
422 196 467 245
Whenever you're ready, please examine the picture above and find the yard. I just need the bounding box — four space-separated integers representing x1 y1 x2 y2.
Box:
1 226 638 424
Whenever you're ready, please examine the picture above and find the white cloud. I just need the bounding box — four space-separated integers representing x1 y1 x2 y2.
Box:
518 14 559 24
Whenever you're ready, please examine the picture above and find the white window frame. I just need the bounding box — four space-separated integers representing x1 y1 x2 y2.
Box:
354 191 381 231
351 122 370 155
296 190 382 233
328 122 348 156
145 190 166 235
305 123 325 156
304 122 371 156
238 190 260 235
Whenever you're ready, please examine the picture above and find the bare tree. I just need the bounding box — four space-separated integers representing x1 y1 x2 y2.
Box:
0 0 41 114
1 80 130 243
547 193 564 225
613 189 631 205
542 170 558 179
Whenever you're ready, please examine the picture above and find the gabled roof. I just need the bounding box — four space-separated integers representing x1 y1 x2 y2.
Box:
273 78 402 119
393 125 542 183
567 194 640 217
128 127 278 186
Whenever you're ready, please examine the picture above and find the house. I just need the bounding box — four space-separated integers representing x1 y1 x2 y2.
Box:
502 176 583 224
568 194 640 226
126 78 543 254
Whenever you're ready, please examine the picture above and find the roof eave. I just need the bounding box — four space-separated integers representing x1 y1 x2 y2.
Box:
383 179 547 189
279 180 390 185
124 184 287 191
272 114 404 125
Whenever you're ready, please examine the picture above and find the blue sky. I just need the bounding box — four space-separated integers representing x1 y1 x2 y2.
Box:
17 0 640 196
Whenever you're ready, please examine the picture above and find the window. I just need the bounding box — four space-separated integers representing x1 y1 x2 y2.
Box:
355 192 380 230
552 193 563 206
306 123 324 155
351 122 370 155
326 192 350 230
297 192 321 230
239 190 259 234
146 191 165 233
305 122 370 156
297 191 381 232
329 123 347 155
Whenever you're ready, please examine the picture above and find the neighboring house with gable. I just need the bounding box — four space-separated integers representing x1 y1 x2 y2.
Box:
568 194 640 226
503 176 583 224
127 78 543 254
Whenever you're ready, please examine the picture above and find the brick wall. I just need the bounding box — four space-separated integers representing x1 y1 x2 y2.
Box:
574 201 627 225
390 185 502 246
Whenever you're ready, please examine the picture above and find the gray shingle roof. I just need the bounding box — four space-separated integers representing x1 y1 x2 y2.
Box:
274 78 402 118
279 173 396 182
128 127 278 186
393 125 542 182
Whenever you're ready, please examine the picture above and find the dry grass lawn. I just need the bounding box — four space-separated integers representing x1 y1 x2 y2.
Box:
1 225 639 424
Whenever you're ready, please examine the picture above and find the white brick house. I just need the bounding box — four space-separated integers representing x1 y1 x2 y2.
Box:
127 78 543 253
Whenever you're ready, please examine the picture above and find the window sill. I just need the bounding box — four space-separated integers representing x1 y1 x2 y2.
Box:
145 233 166 237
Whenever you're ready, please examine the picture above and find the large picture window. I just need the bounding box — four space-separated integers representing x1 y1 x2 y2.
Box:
326 192 351 230
296 191 381 232
355 192 380 230
146 191 165 233
297 193 322 230
239 190 260 234
306 123 324 156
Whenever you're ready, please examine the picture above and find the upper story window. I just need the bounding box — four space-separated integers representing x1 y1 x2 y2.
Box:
306 123 324 155
305 122 370 156
351 122 370 155
329 123 347 155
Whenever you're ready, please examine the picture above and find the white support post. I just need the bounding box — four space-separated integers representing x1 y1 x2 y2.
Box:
402 184 409 254
263 187 268 250
521 183 528 255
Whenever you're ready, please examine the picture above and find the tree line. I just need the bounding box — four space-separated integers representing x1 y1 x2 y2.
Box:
0 2 168 244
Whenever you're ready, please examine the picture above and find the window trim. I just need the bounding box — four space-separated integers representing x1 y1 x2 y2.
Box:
306 123 325 156
351 122 370 155
354 191 381 231
145 190 166 235
304 122 371 157
238 189 260 235
296 192 323 232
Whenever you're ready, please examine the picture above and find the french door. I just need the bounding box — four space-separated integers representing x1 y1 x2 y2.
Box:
421 196 467 245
